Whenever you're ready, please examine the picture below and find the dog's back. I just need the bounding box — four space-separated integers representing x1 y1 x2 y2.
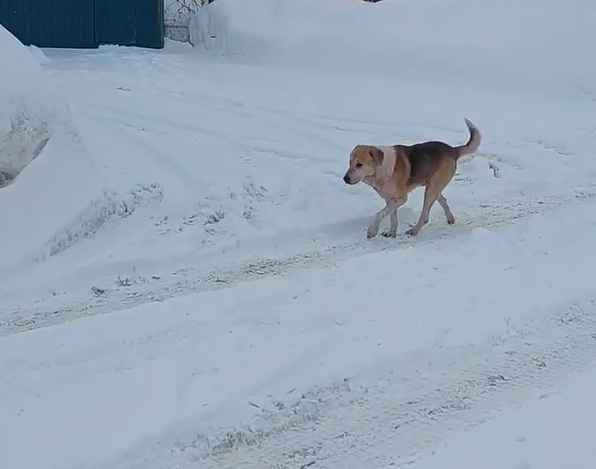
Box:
394 141 454 187
395 119 481 187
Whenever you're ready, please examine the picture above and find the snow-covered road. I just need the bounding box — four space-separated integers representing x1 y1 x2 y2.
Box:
3 203 596 469
2 46 596 335
405 363 596 469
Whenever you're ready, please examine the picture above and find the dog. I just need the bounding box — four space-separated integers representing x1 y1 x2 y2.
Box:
343 118 481 239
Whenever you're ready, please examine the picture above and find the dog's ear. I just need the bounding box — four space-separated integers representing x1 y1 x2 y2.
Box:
369 147 384 166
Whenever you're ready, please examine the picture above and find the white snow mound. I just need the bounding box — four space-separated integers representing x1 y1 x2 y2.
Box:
0 25 104 271
0 25 64 182
190 0 595 87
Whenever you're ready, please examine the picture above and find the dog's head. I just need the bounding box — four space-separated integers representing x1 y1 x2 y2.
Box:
343 145 384 185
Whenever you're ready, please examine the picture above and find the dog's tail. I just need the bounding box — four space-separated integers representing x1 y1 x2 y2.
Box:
454 118 482 159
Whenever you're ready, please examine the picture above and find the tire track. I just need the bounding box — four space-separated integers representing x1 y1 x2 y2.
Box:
1 190 595 337
97 295 596 469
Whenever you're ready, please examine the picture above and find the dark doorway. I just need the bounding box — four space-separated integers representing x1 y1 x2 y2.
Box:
95 0 164 49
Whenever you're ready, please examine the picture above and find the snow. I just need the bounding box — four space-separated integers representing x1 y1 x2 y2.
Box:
1 0 596 468
0 25 55 181
28 44 52 65
189 0 596 92
3 203 596 469
0 26 104 271
404 365 596 469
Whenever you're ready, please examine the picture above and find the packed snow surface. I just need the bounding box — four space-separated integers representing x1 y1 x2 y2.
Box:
404 365 596 469
2 0 596 468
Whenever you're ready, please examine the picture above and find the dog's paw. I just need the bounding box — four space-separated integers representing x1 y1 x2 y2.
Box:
446 215 456 225
405 228 419 237
366 226 379 239
381 229 397 238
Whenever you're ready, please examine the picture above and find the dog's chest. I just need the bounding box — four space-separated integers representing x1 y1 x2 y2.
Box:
364 178 399 201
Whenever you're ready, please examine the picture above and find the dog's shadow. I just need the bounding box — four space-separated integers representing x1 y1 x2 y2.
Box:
366 205 418 227
335 206 420 238
357 205 465 240
393 206 418 224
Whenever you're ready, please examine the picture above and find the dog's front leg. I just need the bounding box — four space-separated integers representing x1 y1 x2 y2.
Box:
367 196 407 239
382 209 398 238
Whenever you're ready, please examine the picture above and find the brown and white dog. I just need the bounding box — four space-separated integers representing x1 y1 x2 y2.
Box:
343 118 481 239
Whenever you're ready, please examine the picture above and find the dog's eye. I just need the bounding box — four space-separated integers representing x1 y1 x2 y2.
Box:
355 163 363 168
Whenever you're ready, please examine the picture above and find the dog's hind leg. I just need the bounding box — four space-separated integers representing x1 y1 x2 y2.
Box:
437 193 456 225
406 186 441 236
406 163 456 236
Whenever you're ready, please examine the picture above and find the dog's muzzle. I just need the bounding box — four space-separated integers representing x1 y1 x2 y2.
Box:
343 174 351 184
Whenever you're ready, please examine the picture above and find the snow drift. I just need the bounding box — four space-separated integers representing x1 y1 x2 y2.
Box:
0 25 59 183
0 26 104 272
190 0 596 90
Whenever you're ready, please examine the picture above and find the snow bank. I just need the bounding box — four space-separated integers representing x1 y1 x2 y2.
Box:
28 44 52 65
0 26 60 182
0 26 104 271
190 0 596 89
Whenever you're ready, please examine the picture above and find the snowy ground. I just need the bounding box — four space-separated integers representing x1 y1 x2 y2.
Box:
404 364 596 469
2 0 596 468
